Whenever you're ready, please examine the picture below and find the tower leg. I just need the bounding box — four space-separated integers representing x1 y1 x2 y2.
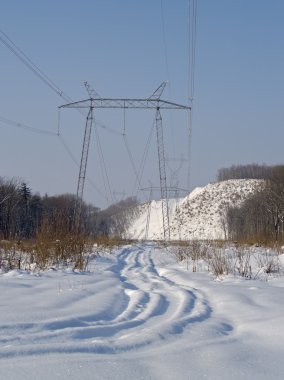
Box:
155 107 170 242
73 107 93 233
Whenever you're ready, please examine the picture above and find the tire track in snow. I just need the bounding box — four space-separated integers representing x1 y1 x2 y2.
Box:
0 244 212 357
118 246 212 336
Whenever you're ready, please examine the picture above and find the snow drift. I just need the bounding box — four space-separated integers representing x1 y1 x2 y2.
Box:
126 179 262 240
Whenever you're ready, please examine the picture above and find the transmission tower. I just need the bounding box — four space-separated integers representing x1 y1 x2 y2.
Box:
59 82 190 240
166 155 186 188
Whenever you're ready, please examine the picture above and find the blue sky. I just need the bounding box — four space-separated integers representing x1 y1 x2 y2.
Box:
0 1 283 208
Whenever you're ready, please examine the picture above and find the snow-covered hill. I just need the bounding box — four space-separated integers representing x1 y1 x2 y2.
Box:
126 179 263 240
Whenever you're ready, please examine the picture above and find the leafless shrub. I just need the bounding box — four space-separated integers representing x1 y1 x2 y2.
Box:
0 241 21 271
0 233 95 273
189 240 210 272
208 245 232 278
172 238 283 281
174 245 187 262
255 249 280 274
174 240 210 272
234 246 252 278
95 235 129 254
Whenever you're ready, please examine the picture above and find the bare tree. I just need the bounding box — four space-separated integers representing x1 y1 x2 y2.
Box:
226 165 284 243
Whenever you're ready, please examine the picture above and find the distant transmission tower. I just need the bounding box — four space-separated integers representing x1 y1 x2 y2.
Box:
59 82 190 240
144 184 153 240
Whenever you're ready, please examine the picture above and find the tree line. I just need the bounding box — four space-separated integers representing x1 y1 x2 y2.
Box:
222 164 284 243
217 163 272 181
0 176 138 241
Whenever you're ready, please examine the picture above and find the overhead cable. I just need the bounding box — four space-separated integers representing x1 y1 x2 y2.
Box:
187 0 197 190
132 116 156 197
188 0 197 102
0 29 73 103
93 123 114 205
160 1 177 160
0 115 58 136
58 134 108 203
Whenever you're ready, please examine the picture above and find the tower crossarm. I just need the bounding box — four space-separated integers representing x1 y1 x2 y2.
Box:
59 98 190 110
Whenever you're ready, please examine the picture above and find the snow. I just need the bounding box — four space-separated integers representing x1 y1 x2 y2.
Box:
1 243 284 379
127 179 263 240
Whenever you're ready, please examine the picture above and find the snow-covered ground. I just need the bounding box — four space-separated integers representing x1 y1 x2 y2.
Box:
1 243 284 379
127 179 262 240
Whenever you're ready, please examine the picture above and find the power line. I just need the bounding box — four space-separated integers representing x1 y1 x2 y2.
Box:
97 122 124 137
58 134 109 203
0 113 109 202
160 1 176 158
187 0 197 191
123 134 142 194
0 29 73 103
0 30 120 208
188 0 197 102
160 0 171 83
0 115 58 136
0 111 110 203
93 122 114 205
132 115 156 197
0 28 90 126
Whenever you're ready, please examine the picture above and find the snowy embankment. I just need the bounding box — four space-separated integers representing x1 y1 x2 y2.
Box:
1 243 284 379
127 179 262 240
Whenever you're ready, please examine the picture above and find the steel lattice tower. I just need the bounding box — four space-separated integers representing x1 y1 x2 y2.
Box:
59 83 190 240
